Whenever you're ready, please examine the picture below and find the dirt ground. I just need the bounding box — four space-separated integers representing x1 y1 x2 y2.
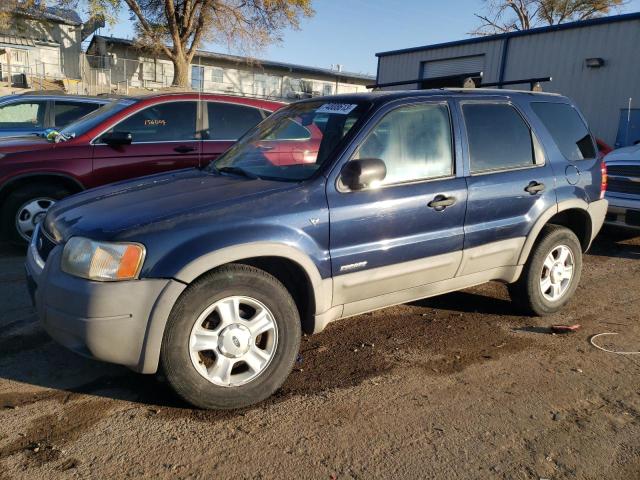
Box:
0 229 639 480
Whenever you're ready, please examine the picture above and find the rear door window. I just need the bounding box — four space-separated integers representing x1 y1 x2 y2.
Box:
0 100 47 129
108 101 198 142
53 101 102 127
206 102 264 140
530 102 596 160
462 103 536 173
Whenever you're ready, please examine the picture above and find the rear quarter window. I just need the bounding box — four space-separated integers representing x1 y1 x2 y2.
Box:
530 102 596 161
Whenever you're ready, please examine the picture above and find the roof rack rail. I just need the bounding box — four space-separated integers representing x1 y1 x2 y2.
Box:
368 76 552 91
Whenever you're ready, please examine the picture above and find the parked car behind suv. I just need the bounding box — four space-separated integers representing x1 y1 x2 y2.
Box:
0 92 110 138
26 90 607 409
604 144 640 229
0 93 284 243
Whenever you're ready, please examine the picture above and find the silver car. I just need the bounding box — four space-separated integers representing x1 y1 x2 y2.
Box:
0 92 109 138
604 144 640 229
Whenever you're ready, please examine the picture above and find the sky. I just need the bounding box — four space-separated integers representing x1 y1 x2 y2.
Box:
93 0 640 76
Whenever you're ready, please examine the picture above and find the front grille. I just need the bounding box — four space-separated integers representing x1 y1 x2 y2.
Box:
607 165 640 177
35 227 57 263
607 178 640 196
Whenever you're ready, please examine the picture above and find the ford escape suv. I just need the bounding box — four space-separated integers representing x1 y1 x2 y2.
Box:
26 90 608 409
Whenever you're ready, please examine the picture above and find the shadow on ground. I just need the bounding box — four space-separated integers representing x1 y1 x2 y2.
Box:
589 227 640 260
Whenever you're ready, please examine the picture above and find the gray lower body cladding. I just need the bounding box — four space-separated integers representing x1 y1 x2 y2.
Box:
26 246 185 373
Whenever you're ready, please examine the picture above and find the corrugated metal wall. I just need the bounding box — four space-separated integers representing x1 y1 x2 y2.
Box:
377 39 504 88
377 18 640 145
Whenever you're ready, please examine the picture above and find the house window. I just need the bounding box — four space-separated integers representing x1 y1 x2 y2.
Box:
11 50 28 65
211 67 224 83
142 61 155 81
323 83 334 96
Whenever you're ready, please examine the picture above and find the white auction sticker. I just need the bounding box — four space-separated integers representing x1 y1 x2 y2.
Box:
316 103 358 115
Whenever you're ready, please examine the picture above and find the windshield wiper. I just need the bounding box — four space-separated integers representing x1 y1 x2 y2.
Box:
214 166 260 180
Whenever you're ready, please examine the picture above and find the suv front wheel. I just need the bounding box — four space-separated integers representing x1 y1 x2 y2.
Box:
508 225 583 316
161 264 301 409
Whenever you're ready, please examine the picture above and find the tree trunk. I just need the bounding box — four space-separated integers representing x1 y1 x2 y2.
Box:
172 55 190 87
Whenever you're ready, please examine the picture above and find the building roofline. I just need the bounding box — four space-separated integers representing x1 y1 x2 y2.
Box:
12 6 83 26
87 35 375 82
376 11 640 57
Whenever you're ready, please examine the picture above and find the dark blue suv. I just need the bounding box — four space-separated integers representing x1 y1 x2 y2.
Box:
26 90 608 409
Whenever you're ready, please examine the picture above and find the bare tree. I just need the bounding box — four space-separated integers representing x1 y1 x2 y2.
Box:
53 0 313 86
472 0 624 35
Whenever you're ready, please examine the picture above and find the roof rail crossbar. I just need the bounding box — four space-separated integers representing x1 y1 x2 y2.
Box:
368 76 552 91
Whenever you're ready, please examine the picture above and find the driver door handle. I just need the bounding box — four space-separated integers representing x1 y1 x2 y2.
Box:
524 181 545 195
428 195 456 211
174 145 196 153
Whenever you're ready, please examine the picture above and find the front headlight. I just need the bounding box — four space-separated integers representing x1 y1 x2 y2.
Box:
61 237 145 281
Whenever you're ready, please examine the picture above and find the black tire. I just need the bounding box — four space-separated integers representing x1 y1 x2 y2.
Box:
1 183 72 245
160 264 301 409
508 225 583 316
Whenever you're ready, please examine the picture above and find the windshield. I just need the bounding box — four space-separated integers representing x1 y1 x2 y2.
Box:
210 100 369 181
57 99 135 141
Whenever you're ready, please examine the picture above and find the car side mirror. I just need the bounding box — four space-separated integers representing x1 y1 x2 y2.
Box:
340 158 386 190
101 131 132 146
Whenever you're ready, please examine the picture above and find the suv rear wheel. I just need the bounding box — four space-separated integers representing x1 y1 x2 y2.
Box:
508 225 583 316
1 184 72 245
161 264 301 409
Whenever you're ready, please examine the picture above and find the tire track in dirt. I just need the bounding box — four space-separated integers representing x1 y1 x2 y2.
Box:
0 397 115 469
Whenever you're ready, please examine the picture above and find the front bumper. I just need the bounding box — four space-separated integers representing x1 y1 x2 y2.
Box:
604 194 640 230
25 234 186 373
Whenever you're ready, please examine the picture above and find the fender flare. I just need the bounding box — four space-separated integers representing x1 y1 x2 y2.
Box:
173 241 333 314
517 199 592 265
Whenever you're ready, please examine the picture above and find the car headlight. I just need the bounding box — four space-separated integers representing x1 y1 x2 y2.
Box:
61 237 145 281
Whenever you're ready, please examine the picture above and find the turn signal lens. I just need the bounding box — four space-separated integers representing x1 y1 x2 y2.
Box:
62 237 145 281
600 161 608 199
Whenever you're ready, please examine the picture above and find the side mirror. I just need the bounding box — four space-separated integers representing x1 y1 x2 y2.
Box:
340 158 386 190
101 131 132 146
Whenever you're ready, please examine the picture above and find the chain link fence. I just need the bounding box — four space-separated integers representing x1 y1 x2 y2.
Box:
78 54 363 100
1 53 365 100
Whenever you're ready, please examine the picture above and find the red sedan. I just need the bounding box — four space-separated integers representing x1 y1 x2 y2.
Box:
0 93 284 244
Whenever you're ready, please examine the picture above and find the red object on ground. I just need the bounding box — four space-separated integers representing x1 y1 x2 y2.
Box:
551 324 581 333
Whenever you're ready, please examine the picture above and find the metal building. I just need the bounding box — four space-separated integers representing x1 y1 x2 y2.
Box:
375 12 640 147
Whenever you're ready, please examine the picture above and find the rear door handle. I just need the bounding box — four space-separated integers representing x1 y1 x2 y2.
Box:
428 194 456 211
174 145 196 153
257 144 274 151
524 181 545 195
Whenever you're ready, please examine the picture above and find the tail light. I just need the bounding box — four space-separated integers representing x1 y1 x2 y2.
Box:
600 161 608 199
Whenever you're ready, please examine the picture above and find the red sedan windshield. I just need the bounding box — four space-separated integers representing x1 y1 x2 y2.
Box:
211 100 369 181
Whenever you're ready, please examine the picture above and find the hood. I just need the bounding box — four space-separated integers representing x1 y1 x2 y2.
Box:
0 135 55 154
605 144 640 162
44 168 295 242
